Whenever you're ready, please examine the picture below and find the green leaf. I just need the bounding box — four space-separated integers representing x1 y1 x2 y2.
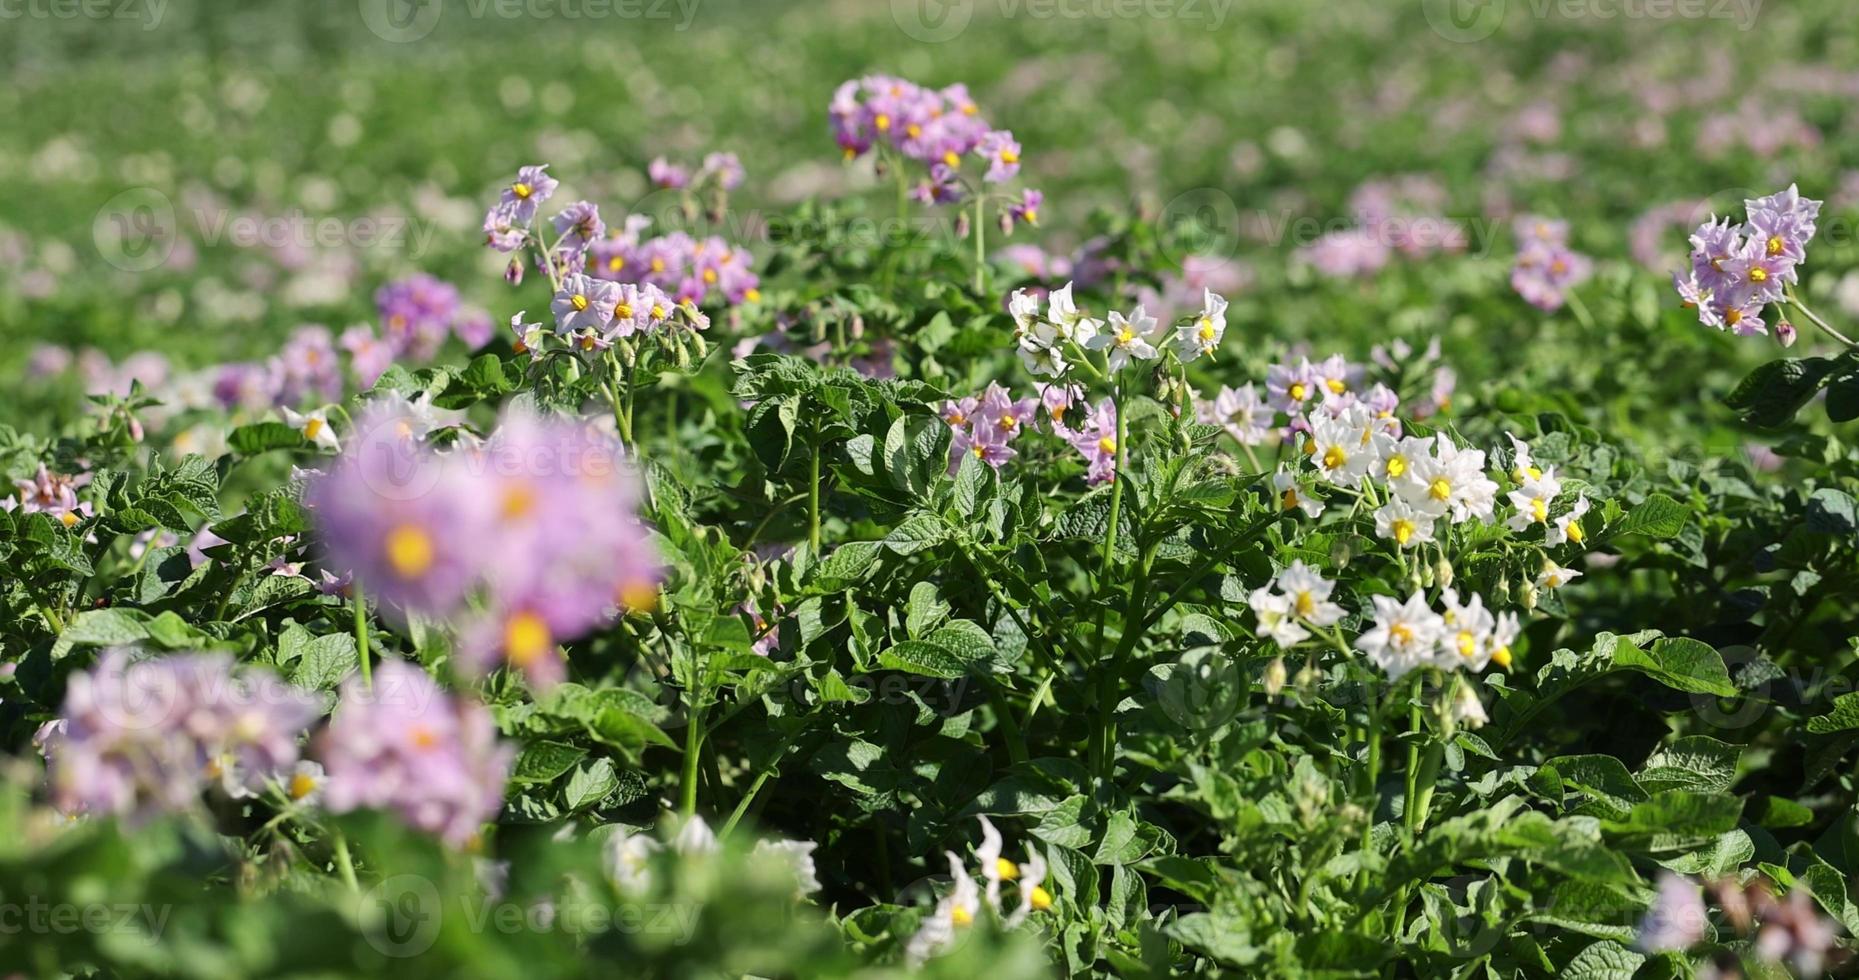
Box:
512 741 587 785
1637 736 1740 794
227 421 308 456
1807 692 1859 734
883 514 946 555
1609 493 1687 540
563 758 618 810
1723 356 1838 427
1612 637 1736 697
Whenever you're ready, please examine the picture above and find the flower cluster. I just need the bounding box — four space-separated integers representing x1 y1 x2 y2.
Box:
375 273 491 363
942 382 1038 472
647 152 745 192
37 649 322 820
906 816 1051 966
1295 175 1466 279
603 814 820 900
1013 282 1230 379
1509 216 1592 312
303 399 664 688
829 75 1041 226
319 661 513 848
484 163 761 310
1672 184 1821 337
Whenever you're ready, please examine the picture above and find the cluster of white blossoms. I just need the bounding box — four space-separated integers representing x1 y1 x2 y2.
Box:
604 815 821 900
907 816 1052 966
1011 282 1229 378
1500 435 1591 547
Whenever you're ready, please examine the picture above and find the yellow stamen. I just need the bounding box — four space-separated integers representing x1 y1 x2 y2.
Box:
501 484 537 521
503 611 552 667
1326 378 1347 394
1097 436 1117 455
1294 591 1315 618
60 511 80 527
1428 478 1452 502
409 724 438 750
571 294 590 312
906 123 922 139
1390 623 1414 646
1491 646 1512 669
950 905 973 927
874 113 892 132
1386 456 1409 479
1530 498 1548 522
1000 149 1019 164
1392 519 1414 545
1030 886 1053 910
384 524 435 579
1566 520 1585 544
995 858 1019 881
744 288 762 303
616 303 634 321
288 772 319 800
1281 488 1300 511
512 182 532 199
1321 445 1346 471
703 268 718 284
1289 382 1308 402
1766 234 1783 256
1749 266 1768 283
619 580 659 614
1457 631 1477 659
302 417 324 440
942 150 961 169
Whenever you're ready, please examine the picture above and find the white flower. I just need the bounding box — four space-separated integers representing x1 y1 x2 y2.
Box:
1085 306 1160 371
1197 383 1275 446
905 851 982 967
1276 561 1345 628
604 829 662 895
1170 288 1228 362
281 760 325 807
976 815 1008 909
1536 561 1582 591
1005 850 1051 928
1439 589 1499 670
1273 466 1325 518
1018 322 1068 377
1355 591 1445 678
1249 587 1311 647
1045 282 1102 345
1374 434 1431 484
1307 411 1376 485
1505 433 1542 484
1488 610 1520 669
753 838 821 897
1397 435 1497 524
1008 288 1042 337
281 407 339 453
1505 467 1562 533
1447 679 1489 730
1374 497 1436 549
670 814 718 855
1547 494 1590 547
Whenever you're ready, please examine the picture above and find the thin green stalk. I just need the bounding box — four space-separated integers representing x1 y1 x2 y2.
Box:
989 683 1030 765
972 193 986 294
332 833 359 893
353 581 371 693
1787 289 1858 346
807 445 823 552
679 697 706 818
1100 376 1127 576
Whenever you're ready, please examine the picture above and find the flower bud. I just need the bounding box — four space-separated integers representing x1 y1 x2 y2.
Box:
1435 557 1454 590
505 257 525 286
955 211 971 240
999 211 1015 237
1262 657 1288 697
1776 320 1797 348
1520 580 1539 612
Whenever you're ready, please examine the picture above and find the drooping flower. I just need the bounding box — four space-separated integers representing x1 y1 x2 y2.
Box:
1170 289 1228 362
1547 494 1590 547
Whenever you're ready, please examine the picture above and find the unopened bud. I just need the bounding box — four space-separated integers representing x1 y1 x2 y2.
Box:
1520 580 1539 612
1262 657 1287 697
849 313 865 340
689 333 708 360
999 211 1015 236
617 338 637 369
1435 557 1454 590
1776 320 1797 348
505 257 525 286
674 339 692 371
955 211 971 240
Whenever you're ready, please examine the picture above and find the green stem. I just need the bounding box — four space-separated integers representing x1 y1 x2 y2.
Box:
807 444 823 553
1100 377 1127 576
679 698 706 818
332 833 359 893
990 683 1030 765
1786 289 1857 346
353 581 371 693
972 193 986 295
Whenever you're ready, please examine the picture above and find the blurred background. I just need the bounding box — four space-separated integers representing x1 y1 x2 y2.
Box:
4 0 1858 434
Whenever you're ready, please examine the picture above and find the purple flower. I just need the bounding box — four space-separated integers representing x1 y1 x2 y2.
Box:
551 200 605 255
304 422 493 619
40 649 321 820
977 130 1021 184
1745 183 1820 265
375 274 461 362
5 464 92 527
500 165 557 225
1635 873 1707 953
274 324 344 406
319 661 513 848
649 157 690 190
699 152 745 190
483 201 527 253
1066 398 1120 485
551 274 620 333
341 325 396 387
